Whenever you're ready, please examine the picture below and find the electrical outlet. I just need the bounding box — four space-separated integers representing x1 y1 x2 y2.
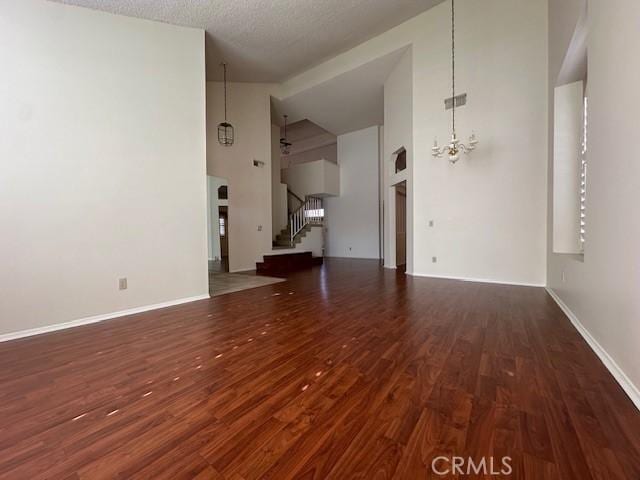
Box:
119 278 128 290
257 225 262 232
432 256 437 263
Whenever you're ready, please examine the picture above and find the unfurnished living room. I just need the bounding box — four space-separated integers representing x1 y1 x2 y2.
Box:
1 0 639 478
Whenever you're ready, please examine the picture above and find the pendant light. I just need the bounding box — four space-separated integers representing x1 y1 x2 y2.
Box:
217 63 234 146
280 115 292 155
432 0 478 164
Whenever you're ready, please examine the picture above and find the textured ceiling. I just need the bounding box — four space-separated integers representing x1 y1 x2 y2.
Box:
49 0 442 82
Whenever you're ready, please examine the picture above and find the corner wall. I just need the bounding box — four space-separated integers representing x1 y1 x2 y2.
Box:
271 125 287 237
384 50 413 269
0 0 208 337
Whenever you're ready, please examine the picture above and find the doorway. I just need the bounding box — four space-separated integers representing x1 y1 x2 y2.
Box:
207 176 229 278
395 181 407 272
217 206 229 272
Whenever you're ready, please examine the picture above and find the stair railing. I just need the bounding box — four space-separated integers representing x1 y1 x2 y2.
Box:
290 196 323 244
286 188 304 214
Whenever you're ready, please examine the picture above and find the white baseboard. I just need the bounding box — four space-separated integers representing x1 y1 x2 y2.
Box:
546 288 640 411
408 272 545 288
324 255 380 261
0 294 211 343
229 268 256 274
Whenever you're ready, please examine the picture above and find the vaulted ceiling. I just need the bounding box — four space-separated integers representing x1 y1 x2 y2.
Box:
49 0 443 82
272 47 408 135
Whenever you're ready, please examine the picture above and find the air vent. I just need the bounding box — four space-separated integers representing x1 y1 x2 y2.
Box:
445 93 467 110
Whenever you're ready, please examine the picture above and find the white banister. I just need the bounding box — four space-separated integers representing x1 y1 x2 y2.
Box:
290 196 324 244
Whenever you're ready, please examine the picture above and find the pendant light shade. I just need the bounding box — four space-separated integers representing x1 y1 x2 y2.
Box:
218 122 234 147
217 63 234 147
280 115 292 155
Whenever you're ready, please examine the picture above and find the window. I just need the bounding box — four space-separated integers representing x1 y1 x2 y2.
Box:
553 81 585 254
395 149 406 173
219 217 226 237
580 96 588 250
305 208 324 219
218 185 228 200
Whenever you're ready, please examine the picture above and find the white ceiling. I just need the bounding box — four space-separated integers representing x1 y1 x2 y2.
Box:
49 0 442 82
284 119 333 143
280 119 336 157
272 47 408 136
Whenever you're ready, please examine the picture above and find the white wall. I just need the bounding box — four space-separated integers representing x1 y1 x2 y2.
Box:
547 0 640 405
207 176 228 260
207 82 275 272
281 159 340 198
411 0 547 285
0 0 207 337
298 227 324 258
325 126 381 259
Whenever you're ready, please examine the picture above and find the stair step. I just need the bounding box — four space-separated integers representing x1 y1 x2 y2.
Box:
256 251 322 277
274 241 292 247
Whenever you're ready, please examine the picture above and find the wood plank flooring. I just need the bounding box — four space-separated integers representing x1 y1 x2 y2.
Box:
0 258 638 479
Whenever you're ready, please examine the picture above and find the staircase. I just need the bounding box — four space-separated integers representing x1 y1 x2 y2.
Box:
273 196 324 249
257 196 324 277
273 223 315 249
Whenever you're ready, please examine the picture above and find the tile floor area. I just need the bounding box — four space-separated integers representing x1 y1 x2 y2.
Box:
209 271 285 297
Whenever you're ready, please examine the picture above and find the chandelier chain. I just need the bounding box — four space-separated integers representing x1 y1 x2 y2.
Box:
451 0 456 135
431 0 478 163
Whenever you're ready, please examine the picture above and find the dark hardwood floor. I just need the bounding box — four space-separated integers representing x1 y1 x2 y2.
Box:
0 259 638 479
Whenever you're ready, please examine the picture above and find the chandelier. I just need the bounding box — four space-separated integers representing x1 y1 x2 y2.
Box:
432 0 478 164
217 63 234 146
280 115 292 155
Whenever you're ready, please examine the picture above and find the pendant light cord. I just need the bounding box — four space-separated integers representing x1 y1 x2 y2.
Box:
451 0 456 136
223 63 228 122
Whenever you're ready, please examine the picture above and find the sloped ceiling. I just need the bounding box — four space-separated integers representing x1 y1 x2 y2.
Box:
272 47 409 135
